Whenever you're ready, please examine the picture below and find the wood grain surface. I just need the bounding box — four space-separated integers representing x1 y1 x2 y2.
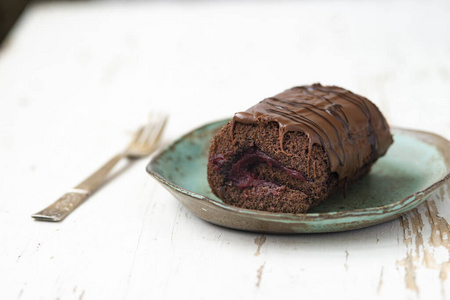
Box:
0 1 449 299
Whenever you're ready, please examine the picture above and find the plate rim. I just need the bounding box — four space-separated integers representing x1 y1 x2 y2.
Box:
147 119 450 222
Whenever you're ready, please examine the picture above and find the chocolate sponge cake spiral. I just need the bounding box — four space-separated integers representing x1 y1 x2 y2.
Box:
207 84 393 214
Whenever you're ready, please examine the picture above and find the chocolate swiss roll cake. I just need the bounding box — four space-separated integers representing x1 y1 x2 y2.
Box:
207 83 393 213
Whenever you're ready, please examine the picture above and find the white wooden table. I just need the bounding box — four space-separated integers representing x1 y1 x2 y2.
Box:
1 1 449 299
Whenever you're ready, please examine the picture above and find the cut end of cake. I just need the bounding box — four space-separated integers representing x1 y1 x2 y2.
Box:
207 121 337 214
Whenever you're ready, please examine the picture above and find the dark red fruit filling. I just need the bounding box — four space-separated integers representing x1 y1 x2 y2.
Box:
226 149 305 188
210 154 226 171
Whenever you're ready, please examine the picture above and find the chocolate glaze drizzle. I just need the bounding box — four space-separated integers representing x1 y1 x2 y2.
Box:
232 83 393 180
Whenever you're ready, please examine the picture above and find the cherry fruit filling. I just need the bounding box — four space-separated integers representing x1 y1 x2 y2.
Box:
224 149 305 188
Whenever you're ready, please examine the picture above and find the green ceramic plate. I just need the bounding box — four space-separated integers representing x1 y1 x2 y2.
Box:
147 119 450 233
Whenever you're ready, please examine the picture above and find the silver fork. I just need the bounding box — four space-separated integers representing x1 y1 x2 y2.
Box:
32 113 168 222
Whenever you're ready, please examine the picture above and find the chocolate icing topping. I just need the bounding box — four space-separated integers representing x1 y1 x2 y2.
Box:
232 83 393 179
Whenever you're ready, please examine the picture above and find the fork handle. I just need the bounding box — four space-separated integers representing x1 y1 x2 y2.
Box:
31 190 90 222
75 153 124 192
32 153 125 222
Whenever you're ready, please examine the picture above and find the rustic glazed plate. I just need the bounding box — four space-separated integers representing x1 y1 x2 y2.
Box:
147 119 450 233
